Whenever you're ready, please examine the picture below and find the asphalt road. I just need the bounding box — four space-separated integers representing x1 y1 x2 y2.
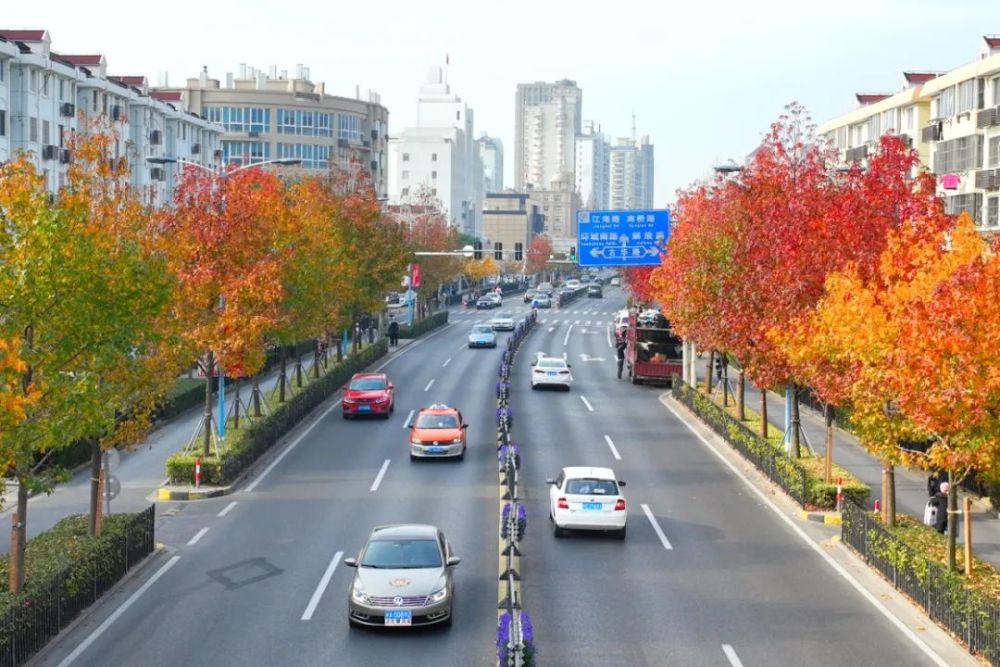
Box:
35 290 955 666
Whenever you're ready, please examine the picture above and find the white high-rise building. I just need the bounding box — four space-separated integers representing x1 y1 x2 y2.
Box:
610 134 654 209
388 67 482 236
575 120 610 209
514 79 581 191
477 133 503 194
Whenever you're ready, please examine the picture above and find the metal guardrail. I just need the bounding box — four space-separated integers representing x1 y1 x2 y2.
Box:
0 505 156 667
841 499 1000 665
673 379 809 506
496 312 537 667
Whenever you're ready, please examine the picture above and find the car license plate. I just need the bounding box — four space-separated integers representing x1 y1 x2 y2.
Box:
547 372 558 377
358 405 371 411
583 502 602 511
426 446 445 453
385 609 412 626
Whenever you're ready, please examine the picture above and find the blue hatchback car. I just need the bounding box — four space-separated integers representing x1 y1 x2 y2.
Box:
468 324 498 348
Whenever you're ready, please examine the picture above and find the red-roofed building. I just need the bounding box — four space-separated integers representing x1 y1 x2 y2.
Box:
855 93 892 106
0 29 48 42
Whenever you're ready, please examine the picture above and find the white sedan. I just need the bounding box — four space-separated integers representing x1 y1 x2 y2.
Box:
530 356 573 390
490 312 516 331
547 466 627 539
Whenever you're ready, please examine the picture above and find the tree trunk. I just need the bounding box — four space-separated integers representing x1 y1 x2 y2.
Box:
88 439 102 536
295 351 304 388
880 465 888 523
313 342 321 379
759 388 768 440
203 349 213 458
737 370 746 421
885 464 896 528
233 378 241 430
824 404 834 483
721 355 728 408
947 471 958 571
279 347 288 403
10 480 28 594
964 496 973 576
252 377 262 417
705 350 714 393
790 386 801 459
336 337 343 363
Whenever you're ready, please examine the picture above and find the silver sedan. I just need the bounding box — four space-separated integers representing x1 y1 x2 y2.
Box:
345 524 460 628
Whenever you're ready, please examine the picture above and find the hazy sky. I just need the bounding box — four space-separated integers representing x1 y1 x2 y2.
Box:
5 0 993 205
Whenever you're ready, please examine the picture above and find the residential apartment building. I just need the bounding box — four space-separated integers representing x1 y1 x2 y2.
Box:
610 134 654 209
388 67 481 236
514 79 582 191
482 192 544 260
819 36 1000 229
531 172 580 254
575 120 610 209
0 29 222 204
477 133 504 194
156 63 389 197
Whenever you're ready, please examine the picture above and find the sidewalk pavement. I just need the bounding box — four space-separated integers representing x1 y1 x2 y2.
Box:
699 359 1000 569
0 338 397 555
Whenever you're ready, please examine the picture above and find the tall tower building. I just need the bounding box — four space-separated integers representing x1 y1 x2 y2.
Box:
477 133 504 194
610 134 654 209
575 120 610 209
514 80 582 191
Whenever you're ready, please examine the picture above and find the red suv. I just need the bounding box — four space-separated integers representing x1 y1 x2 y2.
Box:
343 373 395 419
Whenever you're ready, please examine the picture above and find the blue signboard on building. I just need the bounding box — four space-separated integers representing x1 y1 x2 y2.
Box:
576 209 670 266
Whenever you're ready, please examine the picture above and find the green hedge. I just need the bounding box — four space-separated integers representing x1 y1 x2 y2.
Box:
398 311 449 339
166 341 389 485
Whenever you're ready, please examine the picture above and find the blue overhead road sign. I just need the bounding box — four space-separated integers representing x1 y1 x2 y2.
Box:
576 209 670 266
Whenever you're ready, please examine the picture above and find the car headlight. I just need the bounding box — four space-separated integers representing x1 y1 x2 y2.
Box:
428 587 448 603
352 583 368 603
451 438 463 444
410 437 422 445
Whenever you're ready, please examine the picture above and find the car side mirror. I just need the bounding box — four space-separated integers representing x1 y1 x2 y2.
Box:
341 385 348 391
446 556 462 567
567 364 572 368
387 383 394 390
618 481 627 487
344 557 358 568
462 424 469 429
545 478 556 484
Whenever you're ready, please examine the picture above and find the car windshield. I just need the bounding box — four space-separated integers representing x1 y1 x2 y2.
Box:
494 313 512 320
566 478 619 495
472 325 493 334
537 359 566 369
349 378 385 391
415 413 459 428
361 539 442 569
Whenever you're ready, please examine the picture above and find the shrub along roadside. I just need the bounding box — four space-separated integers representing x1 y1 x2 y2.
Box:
673 380 869 509
398 310 449 339
166 340 388 486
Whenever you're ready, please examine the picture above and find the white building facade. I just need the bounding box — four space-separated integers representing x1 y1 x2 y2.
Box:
610 134 654 209
575 120 610 209
514 80 582 191
388 67 481 236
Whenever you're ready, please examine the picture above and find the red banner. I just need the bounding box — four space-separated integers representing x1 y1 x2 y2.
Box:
411 263 421 288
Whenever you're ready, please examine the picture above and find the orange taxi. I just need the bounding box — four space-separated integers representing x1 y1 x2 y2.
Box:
409 404 467 461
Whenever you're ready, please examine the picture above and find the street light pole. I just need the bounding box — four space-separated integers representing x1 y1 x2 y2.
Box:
148 155 301 447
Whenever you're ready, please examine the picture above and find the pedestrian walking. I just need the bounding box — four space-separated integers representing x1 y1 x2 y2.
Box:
924 482 950 534
616 338 627 380
387 316 400 347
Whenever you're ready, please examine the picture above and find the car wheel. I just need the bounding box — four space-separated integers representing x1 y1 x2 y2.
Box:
441 606 454 628
383 411 391 420
349 616 362 629
410 453 418 462
616 525 627 540
553 523 564 538
342 412 351 420
457 449 465 461
390 402 395 413
531 384 538 391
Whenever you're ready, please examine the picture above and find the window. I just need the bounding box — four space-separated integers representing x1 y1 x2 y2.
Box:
431 153 437 161
58 125 65 147
42 120 49 145
401 187 409 196
402 153 410 161
41 73 48 96
102 93 107 115
401 170 409 179
934 135 984 173
431 188 437 196
29 117 37 143
92 90 98 112
0 110 5 137
944 193 982 224
0 60 5 82
904 107 914 130
866 114 880 141
989 196 999 228
431 170 437 179
28 70 36 92
221 140 271 166
994 76 1000 107
205 107 270 134
58 79 64 101
991 136 1000 168
938 86 955 118
957 79 975 114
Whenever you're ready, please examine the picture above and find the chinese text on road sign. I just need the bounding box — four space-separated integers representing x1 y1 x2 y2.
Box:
576 209 670 267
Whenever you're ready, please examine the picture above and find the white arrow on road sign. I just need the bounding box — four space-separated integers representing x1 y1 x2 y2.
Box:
578 353 606 362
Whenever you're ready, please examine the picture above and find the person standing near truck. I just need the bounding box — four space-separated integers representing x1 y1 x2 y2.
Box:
616 338 627 380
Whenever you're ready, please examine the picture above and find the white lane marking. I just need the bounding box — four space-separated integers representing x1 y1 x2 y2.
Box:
58 556 182 667
722 645 744 667
548 327 555 332
585 320 592 326
217 501 238 517
403 409 415 428
563 324 574 346
580 395 594 412
442 357 451 367
641 504 673 550
186 527 209 546
563 351 568 360
244 398 342 493
574 319 581 325
606 326 613 348
424 378 435 392
604 435 622 460
370 459 391 492
457 343 466 352
659 396 950 667
301 550 344 621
